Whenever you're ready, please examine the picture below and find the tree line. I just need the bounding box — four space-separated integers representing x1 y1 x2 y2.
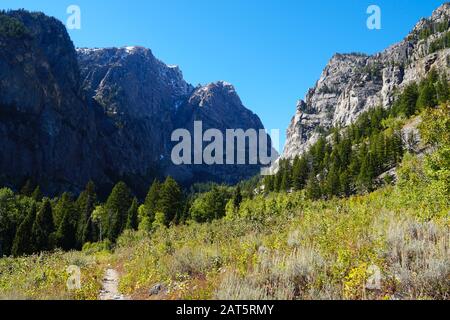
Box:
264 70 449 200
0 175 244 257
0 70 447 258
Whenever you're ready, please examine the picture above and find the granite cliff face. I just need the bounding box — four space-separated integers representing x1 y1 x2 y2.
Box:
0 11 104 194
0 10 272 195
283 4 450 160
170 81 270 183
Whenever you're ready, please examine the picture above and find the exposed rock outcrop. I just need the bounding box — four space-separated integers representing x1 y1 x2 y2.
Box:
0 10 272 195
283 3 450 160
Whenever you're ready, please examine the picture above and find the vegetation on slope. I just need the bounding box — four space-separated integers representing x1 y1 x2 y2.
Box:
0 69 448 300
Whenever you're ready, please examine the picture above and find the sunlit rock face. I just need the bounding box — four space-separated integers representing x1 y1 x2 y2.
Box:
283 4 450 160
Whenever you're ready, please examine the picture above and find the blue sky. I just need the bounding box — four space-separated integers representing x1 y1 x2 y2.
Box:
1 0 446 149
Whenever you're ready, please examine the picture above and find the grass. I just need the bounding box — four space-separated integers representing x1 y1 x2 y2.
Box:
0 156 448 300
0 250 109 300
0 183 447 300
112 182 448 300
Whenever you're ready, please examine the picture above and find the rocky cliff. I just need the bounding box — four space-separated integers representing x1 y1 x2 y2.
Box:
0 10 272 195
283 3 450 160
0 10 105 194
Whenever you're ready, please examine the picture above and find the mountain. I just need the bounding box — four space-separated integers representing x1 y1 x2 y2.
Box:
0 10 272 196
0 11 104 194
283 3 450 160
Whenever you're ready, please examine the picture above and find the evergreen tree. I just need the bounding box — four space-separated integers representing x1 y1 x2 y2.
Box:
396 83 419 117
264 175 274 192
126 198 139 231
31 186 43 202
143 179 161 225
281 169 291 192
325 165 340 198
76 181 97 247
106 182 132 242
32 199 54 252
292 156 309 190
157 177 183 226
417 81 437 111
357 150 375 193
339 170 351 196
305 173 321 200
11 204 37 257
232 185 243 209
55 193 78 250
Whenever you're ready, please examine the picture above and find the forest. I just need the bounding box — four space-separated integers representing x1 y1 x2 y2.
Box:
0 69 448 259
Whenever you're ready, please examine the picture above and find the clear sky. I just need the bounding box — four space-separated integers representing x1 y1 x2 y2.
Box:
1 0 446 149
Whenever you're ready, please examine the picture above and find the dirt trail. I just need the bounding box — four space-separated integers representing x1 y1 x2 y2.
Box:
99 268 128 300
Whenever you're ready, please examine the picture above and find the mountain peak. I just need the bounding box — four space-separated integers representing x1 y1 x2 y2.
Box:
282 4 450 160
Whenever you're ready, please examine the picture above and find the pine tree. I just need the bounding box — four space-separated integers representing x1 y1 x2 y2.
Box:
357 151 375 193
273 172 282 192
31 186 43 202
232 185 243 209
417 81 437 111
126 198 139 231
32 199 54 252
76 181 97 247
325 165 340 198
11 204 37 257
292 156 308 190
143 179 161 224
305 173 321 200
106 182 132 242
280 169 291 192
264 175 274 192
157 177 183 226
339 170 351 196
55 193 78 250
398 83 419 116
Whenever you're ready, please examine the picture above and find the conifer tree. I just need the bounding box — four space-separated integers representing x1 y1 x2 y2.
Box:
143 179 161 224
305 173 321 200
55 193 78 250
126 197 139 231
232 185 243 209
11 204 37 257
357 151 375 193
76 181 97 247
281 169 291 192
292 156 308 190
106 182 132 242
31 186 43 202
339 170 351 196
32 199 54 252
398 83 419 116
325 165 340 198
417 81 437 111
264 175 274 192
157 177 182 226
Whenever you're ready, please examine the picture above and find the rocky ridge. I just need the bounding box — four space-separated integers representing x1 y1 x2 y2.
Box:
283 3 450 160
0 10 272 195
